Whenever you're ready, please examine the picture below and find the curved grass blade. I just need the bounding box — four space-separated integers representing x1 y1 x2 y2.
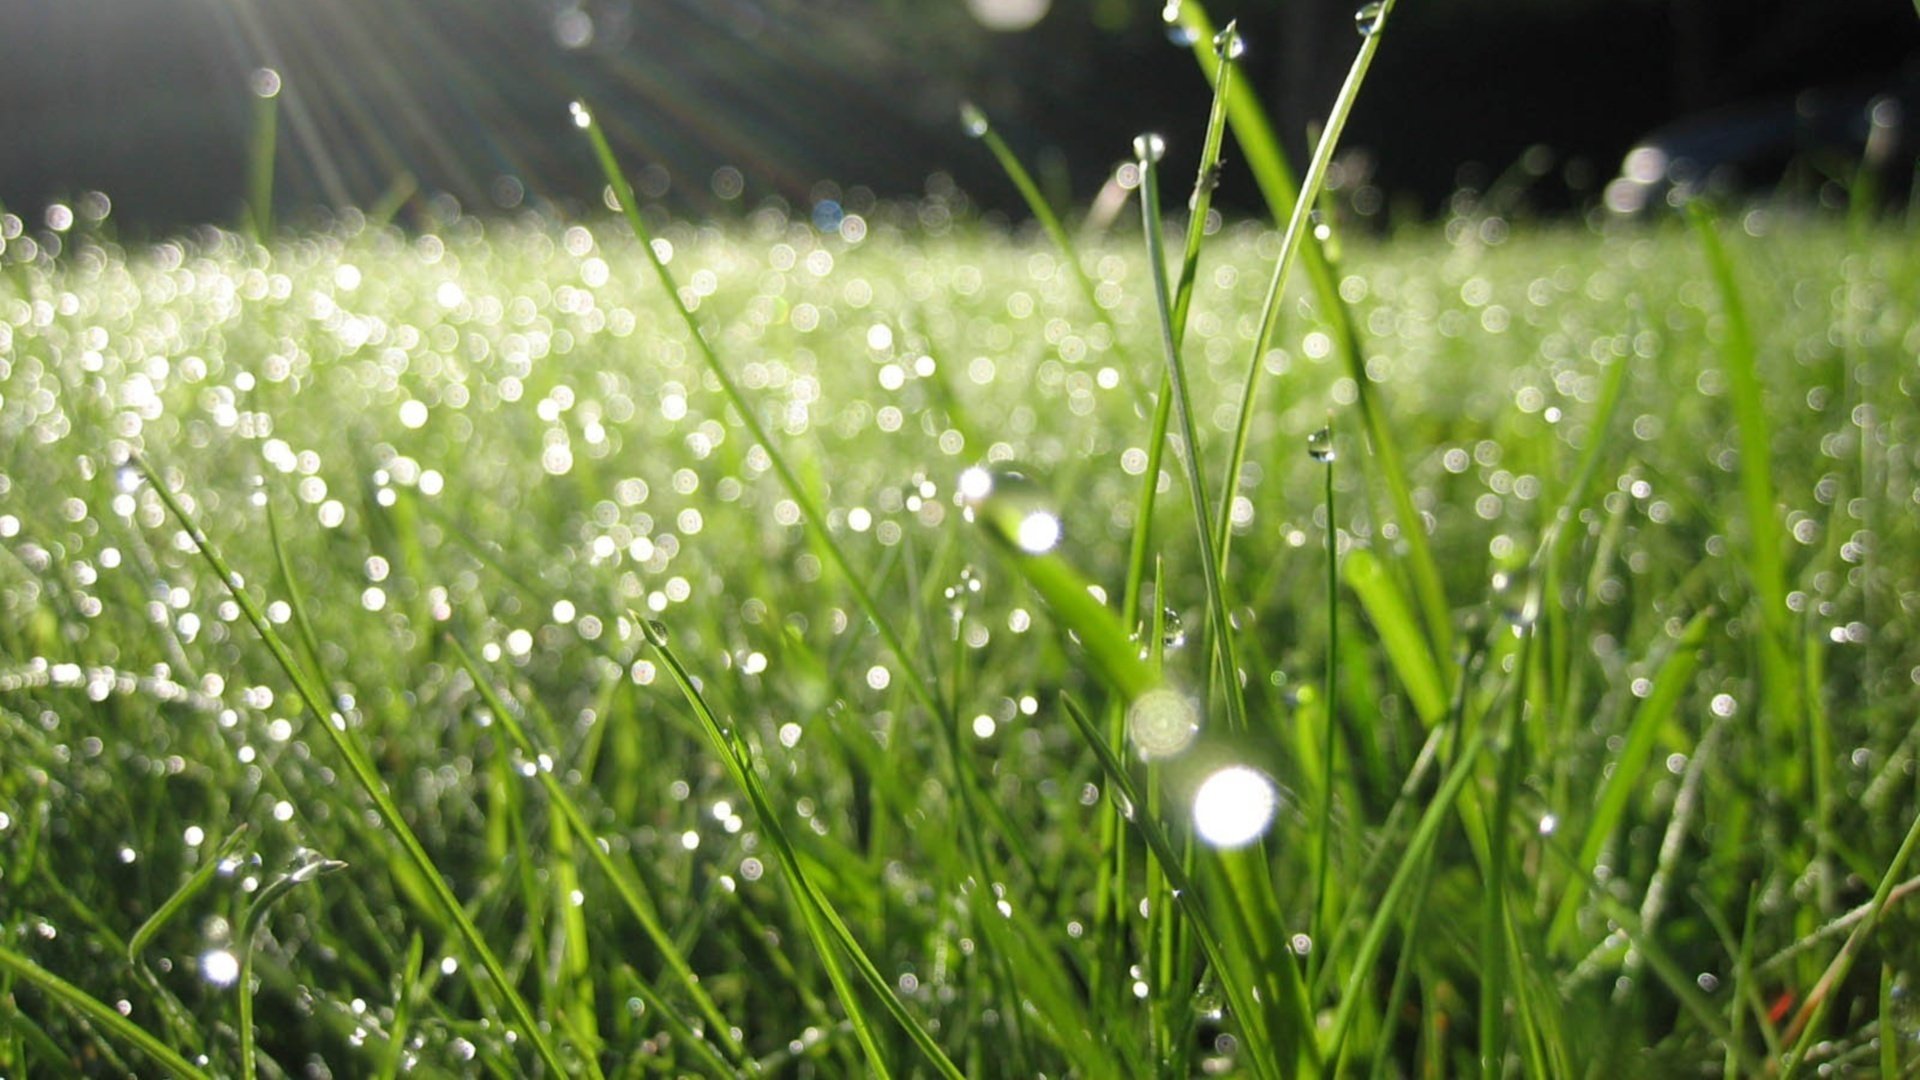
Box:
445 634 746 1069
1057 694 1289 1080
1342 548 1446 725
136 457 577 1078
127 823 250 964
0 944 212 1080
1548 607 1713 948
1137 141 1245 732
643 618 965 1080
240 852 349 1080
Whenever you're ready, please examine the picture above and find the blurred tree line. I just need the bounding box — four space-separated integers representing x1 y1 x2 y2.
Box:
1 0 1913 231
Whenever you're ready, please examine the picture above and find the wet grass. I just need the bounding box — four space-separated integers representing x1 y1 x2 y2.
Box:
3 168 1920 1077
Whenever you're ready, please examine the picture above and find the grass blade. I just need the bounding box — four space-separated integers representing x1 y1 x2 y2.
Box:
643 618 966 1080
126 823 250 965
137 458 578 1078
0 944 212 1080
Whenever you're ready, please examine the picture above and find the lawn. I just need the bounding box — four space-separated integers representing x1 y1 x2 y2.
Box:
2 170 1918 1076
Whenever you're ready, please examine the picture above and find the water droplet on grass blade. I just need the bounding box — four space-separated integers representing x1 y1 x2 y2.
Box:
1307 427 1335 462
1353 1 1385 36
642 619 671 646
1212 22 1245 60
570 100 593 129
1127 687 1198 760
960 101 990 138
1133 133 1167 165
958 464 1063 555
1192 765 1278 848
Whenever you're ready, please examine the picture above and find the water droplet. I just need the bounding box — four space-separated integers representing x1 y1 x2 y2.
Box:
1192 765 1279 848
1161 607 1187 650
1307 427 1335 463
1353 1 1385 36
958 465 1063 555
570 100 593 129
1212 22 1245 60
1133 133 1167 165
1127 687 1199 760
1162 1 1198 46
114 464 143 494
200 948 240 988
960 101 990 138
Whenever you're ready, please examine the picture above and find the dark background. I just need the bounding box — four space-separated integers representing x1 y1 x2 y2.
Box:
2 0 1917 233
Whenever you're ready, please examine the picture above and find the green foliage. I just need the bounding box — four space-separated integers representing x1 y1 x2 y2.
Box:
1 178 1918 1075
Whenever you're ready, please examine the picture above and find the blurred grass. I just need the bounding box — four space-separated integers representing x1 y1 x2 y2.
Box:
0 186 1918 1076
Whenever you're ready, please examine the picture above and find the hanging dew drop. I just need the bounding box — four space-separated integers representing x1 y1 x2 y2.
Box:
1353 2 1385 36
1133 133 1167 165
569 100 593 129
959 101 990 139
1212 22 1245 60
959 464 1063 556
1307 427 1335 463
1161 607 1187 650
1161 1 1198 46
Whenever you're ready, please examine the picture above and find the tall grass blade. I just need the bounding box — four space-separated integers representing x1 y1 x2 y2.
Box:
126 823 250 964
137 458 576 1077
239 852 348 1080
1137 141 1246 732
0 944 212 1080
643 619 966 1080
445 635 746 1069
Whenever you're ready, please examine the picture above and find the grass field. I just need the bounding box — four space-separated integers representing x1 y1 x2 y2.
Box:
3 177 1919 1077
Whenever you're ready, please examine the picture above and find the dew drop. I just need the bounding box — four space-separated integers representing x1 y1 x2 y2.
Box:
642 619 671 646
1133 133 1168 165
1307 427 1335 463
1353 1 1385 36
1192 765 1278 848
570 100 593 129
201 949 240 988
1127 688 1199 760
1212 22 1245 60
959 101 990 138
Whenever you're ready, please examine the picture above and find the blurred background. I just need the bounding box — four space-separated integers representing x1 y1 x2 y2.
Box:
2 0 1917 233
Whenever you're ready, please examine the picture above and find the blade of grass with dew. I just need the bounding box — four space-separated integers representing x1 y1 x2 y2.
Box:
1137 141 1245 734
1342 548 1447 725
445 634 747 1070
1322 726 1488 1065
1206 2 1386 574
247 75 277 241
575 99 1022 942
1779 799 1920 1078
958 102 1106 326
1177 0 1452 665
126 823 250 964
1549 607 1712 948
1686 202 1801 732
1058 693 1292 1080
1101 31 1242 1012
1308 421 1341 982
136 457 578 1078
0 945 213 1080
239 853 348 1080
642 619 965 1080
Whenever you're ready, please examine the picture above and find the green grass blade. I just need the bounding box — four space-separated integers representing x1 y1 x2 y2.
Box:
0 944 213 1080
960 102 1105 321
1779 799 1920 1078
1550 607 1713 948
445 635 746 1069
1342 548 1446 725
240 852 349 1080
136 457 578 1078
1138 141 1246 732
1057 693 1288 1080
126 823 250 965
1685 202 1801 728
643 619 965 1080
